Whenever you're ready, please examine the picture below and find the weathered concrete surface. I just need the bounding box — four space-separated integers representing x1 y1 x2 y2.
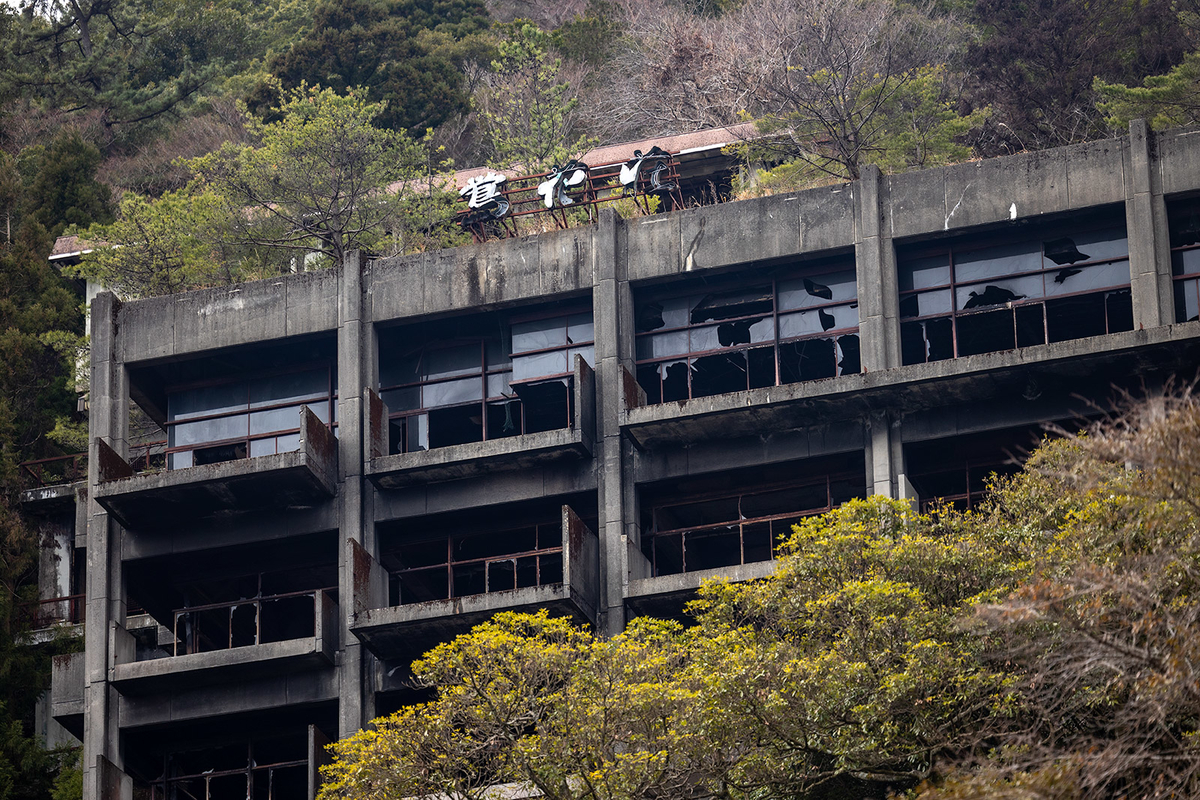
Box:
111 593 336 695
51 652 84 737
621 323 1200 449
94 408 337 530
119 270 339 364
118 669 338 729
625 560 777 619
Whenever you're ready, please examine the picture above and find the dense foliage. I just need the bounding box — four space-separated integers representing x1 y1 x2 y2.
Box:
320 390 1200 799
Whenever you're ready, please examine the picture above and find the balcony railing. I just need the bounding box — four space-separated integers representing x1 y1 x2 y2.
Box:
15 594 84 628
164 588 337 659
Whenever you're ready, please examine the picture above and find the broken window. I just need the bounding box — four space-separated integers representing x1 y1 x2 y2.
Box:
380 308 593 453
165 363 337 469
899 218 1133 365
147 733 311 800
635 260 859 404
1170 200 1200 323
384 519 565 605
640 456 865 576
162 570 336 657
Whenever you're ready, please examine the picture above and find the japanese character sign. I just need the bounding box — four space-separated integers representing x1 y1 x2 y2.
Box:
537 160 589 209
460 172 510 218
619 146 675 193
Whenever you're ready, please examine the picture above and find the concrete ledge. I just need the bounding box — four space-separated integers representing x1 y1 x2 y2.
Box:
94 408 338 530
118 669 339 729
18 482 80 510
622 323 1200 448
352 505 599 659
111 592 337 695
625 560 777 620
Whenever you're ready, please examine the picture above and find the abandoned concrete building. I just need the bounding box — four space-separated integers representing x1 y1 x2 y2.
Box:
17 119 1200 799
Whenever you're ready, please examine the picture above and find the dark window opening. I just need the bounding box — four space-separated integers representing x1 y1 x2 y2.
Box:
899 218 1133 365
635 260 859 404
640 455 866 576
906 426 1051 512
384 518 570 606
379 308 592 453
147 734 310 800
1169 199 1200 323
159 569 335 659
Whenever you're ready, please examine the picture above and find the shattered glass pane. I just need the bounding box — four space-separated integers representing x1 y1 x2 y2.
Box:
836 335 861 375
690 287 773 324
777 270 857 309
1015 304 1045 347
1059 227 1127 264
957 308 1015 356
956 274 1044 309
661 361 689 402
380 353 422 389
954 240 1041 283
1043 260 1130 296
691 351 749 397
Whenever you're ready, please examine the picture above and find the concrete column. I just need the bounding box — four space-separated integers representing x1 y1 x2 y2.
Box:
592 208 629 637
864 411 904 499
83 292 129 800
855 165 902 372
336 252 372 738
1126 119 1174 329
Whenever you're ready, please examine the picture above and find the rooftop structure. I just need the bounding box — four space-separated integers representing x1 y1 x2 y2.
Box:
20 120 1200 799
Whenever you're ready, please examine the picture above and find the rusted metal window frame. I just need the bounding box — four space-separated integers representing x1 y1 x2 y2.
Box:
643 473 855 576
379 308 593 454
149 741 308 800
1169 202 1200 323
171 584 335 657
633 261 860 404
163 360 338 470
898 222 1133 365
390 520 564 605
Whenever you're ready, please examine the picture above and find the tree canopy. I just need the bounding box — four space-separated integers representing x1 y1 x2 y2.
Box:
320 389 1200 800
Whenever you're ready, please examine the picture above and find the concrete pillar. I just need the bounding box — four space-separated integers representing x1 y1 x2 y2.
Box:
83 292 129 800
855 165 902 372
336 251 373 738
592 208 629 637
864 411 904 499
1126 119 1174 329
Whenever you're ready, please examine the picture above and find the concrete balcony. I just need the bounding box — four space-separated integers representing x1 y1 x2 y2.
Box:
110 590 338 696
365 357 595 490
624 559 778 620
350 505 599 660
93 407 338 530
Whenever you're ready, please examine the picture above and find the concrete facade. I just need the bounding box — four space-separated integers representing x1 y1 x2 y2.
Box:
21 122 1200 799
